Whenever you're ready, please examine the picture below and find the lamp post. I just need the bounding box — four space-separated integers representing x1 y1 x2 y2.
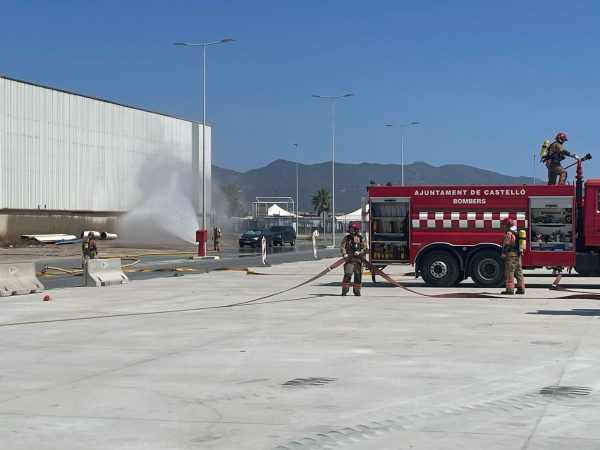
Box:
311 93 353 246
385 121 420 186
173 38 235 231
294 143 299 235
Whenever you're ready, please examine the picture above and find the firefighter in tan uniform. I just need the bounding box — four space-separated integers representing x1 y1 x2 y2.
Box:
340 222 368 296
82 231 98 262
500 217 525 295
544 132 579 185
213 226 222 252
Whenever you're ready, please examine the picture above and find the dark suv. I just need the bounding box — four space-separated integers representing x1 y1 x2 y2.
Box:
269 225 296 246
239 229 273 248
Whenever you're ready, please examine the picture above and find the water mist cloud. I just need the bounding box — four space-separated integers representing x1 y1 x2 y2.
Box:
119 153 199 246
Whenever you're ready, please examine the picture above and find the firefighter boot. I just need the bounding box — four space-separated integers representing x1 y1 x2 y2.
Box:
516 287 525 295
341 288 349 296
500 289 514 295
559 171 568 185
353 289 361 296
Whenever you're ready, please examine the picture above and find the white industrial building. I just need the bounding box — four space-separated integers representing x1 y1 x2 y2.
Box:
0 76 210 242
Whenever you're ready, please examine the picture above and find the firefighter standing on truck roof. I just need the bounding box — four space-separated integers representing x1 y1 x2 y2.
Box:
500 217 525 295
544 132 579 185
340 221 368 296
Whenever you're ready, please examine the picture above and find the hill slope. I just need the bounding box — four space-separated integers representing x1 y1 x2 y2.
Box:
213 160 540 213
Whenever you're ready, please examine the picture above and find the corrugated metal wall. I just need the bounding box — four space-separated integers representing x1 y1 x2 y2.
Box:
0 77 208 213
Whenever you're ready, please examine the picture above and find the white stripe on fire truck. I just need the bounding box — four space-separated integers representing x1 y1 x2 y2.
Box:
412 211 527 219
411 211 528 229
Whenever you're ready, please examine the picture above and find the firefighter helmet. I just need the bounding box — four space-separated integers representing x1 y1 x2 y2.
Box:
556 132 568 143
348 221 360 232
501 217 514 227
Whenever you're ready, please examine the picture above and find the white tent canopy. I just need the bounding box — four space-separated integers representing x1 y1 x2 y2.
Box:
336 205 368 223
267 204 295 217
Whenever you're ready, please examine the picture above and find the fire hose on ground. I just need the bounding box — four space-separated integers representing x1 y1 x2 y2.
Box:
4 256 600 328
37 254 600 299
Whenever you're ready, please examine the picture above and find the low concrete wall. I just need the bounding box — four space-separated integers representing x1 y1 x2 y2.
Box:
84 258 129 287
0 262 44 296
0 211 119 244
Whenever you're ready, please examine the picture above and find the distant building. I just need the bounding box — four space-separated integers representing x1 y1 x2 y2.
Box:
0 76 210 241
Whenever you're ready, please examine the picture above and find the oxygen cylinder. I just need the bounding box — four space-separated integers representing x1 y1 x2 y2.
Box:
539 140 551 162
518 229 527 252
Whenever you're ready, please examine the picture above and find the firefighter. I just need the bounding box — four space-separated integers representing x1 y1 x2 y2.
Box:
500 217 525 295
82 231 98 266
340 221 368 296
545 132 579 185
213 226 222 252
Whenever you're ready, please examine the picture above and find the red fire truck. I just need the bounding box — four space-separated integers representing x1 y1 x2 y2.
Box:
367 158 599 287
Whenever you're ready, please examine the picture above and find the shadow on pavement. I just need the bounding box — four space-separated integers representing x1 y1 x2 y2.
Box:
527 309 600 316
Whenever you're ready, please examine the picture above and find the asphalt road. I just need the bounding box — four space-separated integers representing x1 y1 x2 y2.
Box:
37 242 339 290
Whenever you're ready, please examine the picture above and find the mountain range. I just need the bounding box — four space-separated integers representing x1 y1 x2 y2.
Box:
213 160 541 214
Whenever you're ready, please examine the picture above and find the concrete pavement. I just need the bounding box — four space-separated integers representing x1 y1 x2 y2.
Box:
1 258 600 449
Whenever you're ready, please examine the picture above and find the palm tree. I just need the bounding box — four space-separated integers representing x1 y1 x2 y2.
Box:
312 188 331 230
222 183 244 217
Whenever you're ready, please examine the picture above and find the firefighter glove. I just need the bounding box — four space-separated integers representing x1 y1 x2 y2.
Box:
353 251 360 256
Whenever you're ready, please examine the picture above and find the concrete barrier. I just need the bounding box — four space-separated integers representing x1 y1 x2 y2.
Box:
0 262 44 297
84 258 129 287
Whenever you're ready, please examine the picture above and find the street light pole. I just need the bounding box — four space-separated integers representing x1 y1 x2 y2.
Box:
202 45 206 227
294 143 299 235
311 93 353 247
386 121 419 186
173 38 234 230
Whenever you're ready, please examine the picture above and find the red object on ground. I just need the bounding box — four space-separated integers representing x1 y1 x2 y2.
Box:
43 295 52 301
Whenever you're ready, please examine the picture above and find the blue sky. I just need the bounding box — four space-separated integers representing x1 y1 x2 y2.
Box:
3 0 600 180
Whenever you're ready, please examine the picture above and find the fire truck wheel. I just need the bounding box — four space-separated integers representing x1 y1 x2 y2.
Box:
421 251 459 287
469 250 504 287
574 268 600 276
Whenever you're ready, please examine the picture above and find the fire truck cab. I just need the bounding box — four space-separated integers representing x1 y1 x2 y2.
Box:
367 160 600 287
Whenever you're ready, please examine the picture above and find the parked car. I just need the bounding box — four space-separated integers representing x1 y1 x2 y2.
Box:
269 225 296 246
239 229 273 248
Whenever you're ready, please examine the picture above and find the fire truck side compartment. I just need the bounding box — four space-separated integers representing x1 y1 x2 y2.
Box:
368 184 582 287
